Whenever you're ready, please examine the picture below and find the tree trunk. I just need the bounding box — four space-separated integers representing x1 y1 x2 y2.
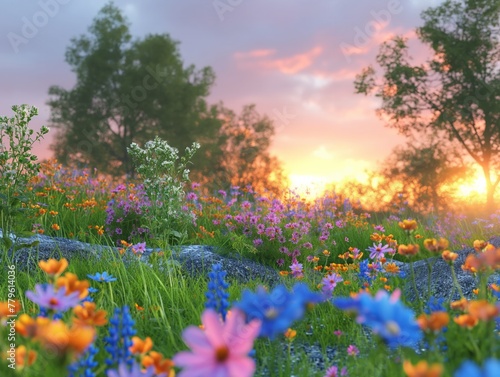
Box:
482 164 496 211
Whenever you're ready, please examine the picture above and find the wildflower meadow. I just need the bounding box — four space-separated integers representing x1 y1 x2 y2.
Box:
1 105 499 377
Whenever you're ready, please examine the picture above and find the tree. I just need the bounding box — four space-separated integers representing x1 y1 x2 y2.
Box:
379 139 470 213
195 104 288 196
354 0 500 209
48 3 217 177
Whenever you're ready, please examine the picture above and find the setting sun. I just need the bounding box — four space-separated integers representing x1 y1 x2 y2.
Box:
454 168 487 199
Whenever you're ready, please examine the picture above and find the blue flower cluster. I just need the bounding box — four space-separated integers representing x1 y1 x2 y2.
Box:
455 358 500 377
104 306 136 368
235 283 323 339
68 343 99 377
205 263 230 321
333 289 422 348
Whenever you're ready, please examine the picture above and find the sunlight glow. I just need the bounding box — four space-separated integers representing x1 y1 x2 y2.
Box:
288 174 329 200
455 168 487 199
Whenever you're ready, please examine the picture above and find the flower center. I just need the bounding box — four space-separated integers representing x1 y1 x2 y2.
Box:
265 307 278 319
215 346 229 362
49 298 59 306
385 320 400 335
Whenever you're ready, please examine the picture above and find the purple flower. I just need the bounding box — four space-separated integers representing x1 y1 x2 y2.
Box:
132 242 147 254
107 361 155 377
366 243 393 260
26 284 80 312
324 365 348 377
321 273 343 298
290 260 303 278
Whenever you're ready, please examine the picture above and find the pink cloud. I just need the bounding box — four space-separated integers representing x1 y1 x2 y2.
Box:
234 46 323 74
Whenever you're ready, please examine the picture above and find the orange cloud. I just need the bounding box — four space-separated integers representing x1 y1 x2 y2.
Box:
234 46 323 74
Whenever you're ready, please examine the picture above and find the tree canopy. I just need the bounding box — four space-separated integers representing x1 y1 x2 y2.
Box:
354 0 500 208
48 3 285 194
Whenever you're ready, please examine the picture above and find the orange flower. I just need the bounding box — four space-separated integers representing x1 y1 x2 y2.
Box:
467 300 499 321
51 223 60 231
284 328 297 340
398 244 420 257
384 263 400 275
370 233 383 242
417 312 449 332
49 210 59 216
73 302 107 327
39 258 68 276
35 320 95 356
441 250 458 262
135 303 145 311
424 238 449 253
56 273 89 300
279 271 289 276
398 219 418 231
16 315 50 338
473 240 488 251
450 298 468 311
0 300 21 318
454 314 478 328
15 345 37 368
403 360 443 377
462 247 500 272
129 336 153 355
322 250 331 257
142 351 175 377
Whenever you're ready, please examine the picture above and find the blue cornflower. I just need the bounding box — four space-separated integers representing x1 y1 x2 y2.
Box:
104 306 136 368
425 296 446 314
68 343 99 377
88 272 117 283
235 283 323 339
107 361 156 377
358 260 374 282
205 263 230 321
454 358 500 377
333 289 422 348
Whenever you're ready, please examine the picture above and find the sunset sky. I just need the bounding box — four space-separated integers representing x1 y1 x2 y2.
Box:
0 0 445 195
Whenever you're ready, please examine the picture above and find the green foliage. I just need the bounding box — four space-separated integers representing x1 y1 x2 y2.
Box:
127 136 199 244
48 3 215 178
0 105 49 238
354 0 500 208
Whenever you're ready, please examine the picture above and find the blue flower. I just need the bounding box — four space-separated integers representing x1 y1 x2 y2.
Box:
235 283 322 339
107 362 156 377
88 272 117 283
68 343 99 377
205 263 230 321
333 289 422 348
104 306 136 368
454 359 500 377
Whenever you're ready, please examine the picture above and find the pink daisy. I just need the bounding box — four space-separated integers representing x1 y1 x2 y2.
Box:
173 309 261 377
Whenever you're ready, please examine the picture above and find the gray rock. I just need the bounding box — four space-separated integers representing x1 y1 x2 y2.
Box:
392 236 500 303
2 231 280 286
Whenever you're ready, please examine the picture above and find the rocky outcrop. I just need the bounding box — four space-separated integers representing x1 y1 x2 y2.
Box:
393 236 500 302
2 229 499 302
1 230 280 286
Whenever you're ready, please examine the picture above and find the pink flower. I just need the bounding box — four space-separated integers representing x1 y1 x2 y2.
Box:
173 309 261 377
324 365 348 377
347 344 359 356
